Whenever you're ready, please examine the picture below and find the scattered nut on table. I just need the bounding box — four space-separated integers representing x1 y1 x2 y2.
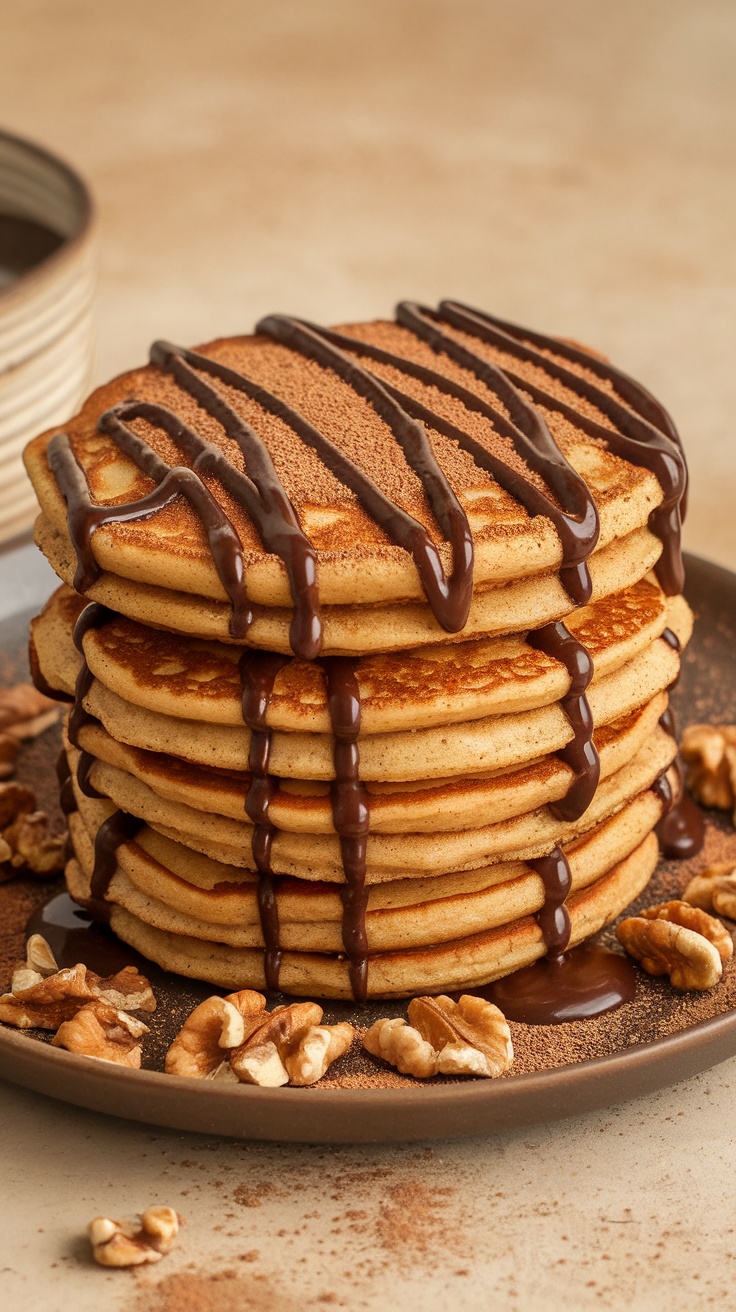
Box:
681 723 736 818
617 916 723 990
166 993 355 1087
364 994 514 1079
88 1206 180 1267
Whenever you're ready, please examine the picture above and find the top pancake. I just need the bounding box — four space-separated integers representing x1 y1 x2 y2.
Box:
23 304 678 655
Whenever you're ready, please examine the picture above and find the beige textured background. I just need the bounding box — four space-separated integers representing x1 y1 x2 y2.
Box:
0 1 735 1308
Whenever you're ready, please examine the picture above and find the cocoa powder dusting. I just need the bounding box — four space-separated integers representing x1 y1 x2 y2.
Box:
129 1269 297 1312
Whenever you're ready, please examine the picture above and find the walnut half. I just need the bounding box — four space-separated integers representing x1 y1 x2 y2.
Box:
52 1001 149 1067
617 916 723 990
681 723 736 818
165 994 355 1087
364 995 514 1080
683 864 736 920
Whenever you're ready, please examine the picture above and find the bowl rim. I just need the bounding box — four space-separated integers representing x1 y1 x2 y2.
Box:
0 127 94 308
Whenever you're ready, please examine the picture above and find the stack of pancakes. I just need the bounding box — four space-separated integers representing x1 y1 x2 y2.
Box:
24 302 690 999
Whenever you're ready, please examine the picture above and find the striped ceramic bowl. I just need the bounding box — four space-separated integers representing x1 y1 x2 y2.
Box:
0 129 95 545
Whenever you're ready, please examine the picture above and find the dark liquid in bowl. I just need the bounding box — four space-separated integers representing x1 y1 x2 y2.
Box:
0 214 64 285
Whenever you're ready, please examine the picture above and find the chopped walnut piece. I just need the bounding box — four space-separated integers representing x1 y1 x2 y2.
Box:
6 708 60 740
283 1022 355 1086
681 724 736 816
88 1206 179 1267
409 994 514 1077
0 782 36 828
52 1000 149 1066
683 864 736 921
0 735 20 779
10 933 59 993
617 916 723 990
363 1017 439 1078
230 1001 323 1087
165 990 266 1078
713 876 736 921
4 810 66 876
0 960 155 1030
0 685 57 732
639 900 734 963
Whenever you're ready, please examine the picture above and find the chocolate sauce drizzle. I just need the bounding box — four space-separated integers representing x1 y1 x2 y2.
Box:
90 809 143 903
256 316 475 633
529 846 573 958
527 621 600 822
653 625 704 858
239 649 289 991
67 601 114 749
45 303 690 1000
322 657 371 1002
433 301 688 596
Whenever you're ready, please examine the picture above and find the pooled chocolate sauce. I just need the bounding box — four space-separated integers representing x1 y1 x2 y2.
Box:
527 621 600 821
239 649 289 991
323 657 371 1003
26 892 147 976
488 945 637 1025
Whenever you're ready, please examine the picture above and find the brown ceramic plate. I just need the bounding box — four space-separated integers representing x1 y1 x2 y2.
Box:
0 554 735 1143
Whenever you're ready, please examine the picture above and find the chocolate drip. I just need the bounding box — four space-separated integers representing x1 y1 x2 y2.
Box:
323 657 371 1002
76 749 105 799
660 626 681 654
529 845 572 957
67 601 113 747
48 305 687 655
655 757 705 859
149 343 323 658
304 322 606 612
239 649 290 991
396 302 600 605
29 634 74 703
527 621 600 821
257 316 474 632
90 809 143 902
47 430 248 637
654 627 704 857
56 749 76 818
437 301 687 595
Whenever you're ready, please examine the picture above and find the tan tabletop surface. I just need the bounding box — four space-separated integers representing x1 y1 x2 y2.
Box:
0 2 735 1307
